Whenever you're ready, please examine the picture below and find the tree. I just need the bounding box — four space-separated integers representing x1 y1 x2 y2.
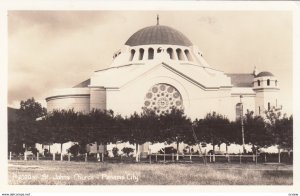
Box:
265 108 293 151
125 112 144 160
274 115 293 150
8 98 47 153
193 112 231 155
158 108 192 153
42 109 78 154
243 110 272 152
19 97 47 120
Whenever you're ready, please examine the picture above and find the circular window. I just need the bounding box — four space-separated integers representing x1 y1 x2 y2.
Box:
144 83 183 114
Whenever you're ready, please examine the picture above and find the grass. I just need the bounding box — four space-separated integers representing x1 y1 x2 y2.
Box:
8 160 293 185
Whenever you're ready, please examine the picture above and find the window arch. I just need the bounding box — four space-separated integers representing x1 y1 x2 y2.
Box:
167 48 174 59
257 80 261 86
184 49 193 61
129 49 135 61
176 49 184 61
148 48 154 60
267 79 270 86
139 48 144 60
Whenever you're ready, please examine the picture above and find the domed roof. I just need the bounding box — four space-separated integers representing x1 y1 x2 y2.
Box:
255 71 274 78
125 25 192 47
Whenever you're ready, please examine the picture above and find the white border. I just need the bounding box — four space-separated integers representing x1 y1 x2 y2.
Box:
0 0 299 194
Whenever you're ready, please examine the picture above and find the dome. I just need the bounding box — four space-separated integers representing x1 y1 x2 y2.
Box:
255 71 274 78
125 25 192 47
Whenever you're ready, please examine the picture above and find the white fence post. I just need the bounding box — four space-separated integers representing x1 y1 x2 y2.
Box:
9 152 12 161
68 153 71 162
60 153 63 161
204 149 207 164
172 153 174 162
239 150 241 164
85 153 87 162
24 151 27 161
255 150 258 165
155 153 157 162
189 154 192 162
97 153 100 162
37 152 39 161
264 154 267 163
53 153 55 161
278 148 281 163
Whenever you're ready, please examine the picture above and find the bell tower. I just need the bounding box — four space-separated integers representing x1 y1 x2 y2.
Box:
253 71 280 116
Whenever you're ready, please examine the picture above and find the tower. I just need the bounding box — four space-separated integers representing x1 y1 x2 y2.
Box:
253 71 280 116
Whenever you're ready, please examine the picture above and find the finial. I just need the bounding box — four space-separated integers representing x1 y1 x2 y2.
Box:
253 66 258 76
157 14 159 25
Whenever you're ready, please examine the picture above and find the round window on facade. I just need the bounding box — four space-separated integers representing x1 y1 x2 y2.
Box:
144 83 183 114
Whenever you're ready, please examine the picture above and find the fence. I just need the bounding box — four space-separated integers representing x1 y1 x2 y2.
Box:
8 151 293 164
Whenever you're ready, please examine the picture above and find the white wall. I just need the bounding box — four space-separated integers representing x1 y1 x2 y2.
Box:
46 88 90 113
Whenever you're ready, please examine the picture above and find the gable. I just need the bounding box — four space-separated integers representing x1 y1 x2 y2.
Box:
90 62 232 90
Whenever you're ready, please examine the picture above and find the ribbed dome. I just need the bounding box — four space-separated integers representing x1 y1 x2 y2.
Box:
255 71 274 78
125 25 192 47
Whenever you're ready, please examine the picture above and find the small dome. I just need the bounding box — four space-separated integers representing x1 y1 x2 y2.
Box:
255 71 274 78
125 25 192 47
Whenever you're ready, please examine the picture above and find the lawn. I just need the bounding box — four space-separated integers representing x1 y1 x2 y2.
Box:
8 160 293 185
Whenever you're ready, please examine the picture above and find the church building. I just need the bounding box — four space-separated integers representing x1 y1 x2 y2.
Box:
43 17 280 155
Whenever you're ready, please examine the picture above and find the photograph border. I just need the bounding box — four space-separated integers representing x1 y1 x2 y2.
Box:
0 0 299 194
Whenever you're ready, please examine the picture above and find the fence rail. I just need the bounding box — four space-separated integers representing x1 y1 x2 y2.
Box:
8 151 293 164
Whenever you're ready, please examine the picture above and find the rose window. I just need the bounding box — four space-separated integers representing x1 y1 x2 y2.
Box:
144 83 183 114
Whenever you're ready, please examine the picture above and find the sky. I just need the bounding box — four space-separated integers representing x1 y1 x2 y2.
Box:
8 11 293 115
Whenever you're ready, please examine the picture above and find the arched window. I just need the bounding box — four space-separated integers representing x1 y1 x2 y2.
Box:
257 80 261 86
236 103 243 121
275 80 278 86
167 48 174 59
184 49 193 61
267 79 270 86
129 49 135 61
176 49 184 61
139 48 144 60
148 48 154 60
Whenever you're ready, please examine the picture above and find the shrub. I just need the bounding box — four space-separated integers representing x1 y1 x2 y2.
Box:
122 147 134 157
112 147 119 157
